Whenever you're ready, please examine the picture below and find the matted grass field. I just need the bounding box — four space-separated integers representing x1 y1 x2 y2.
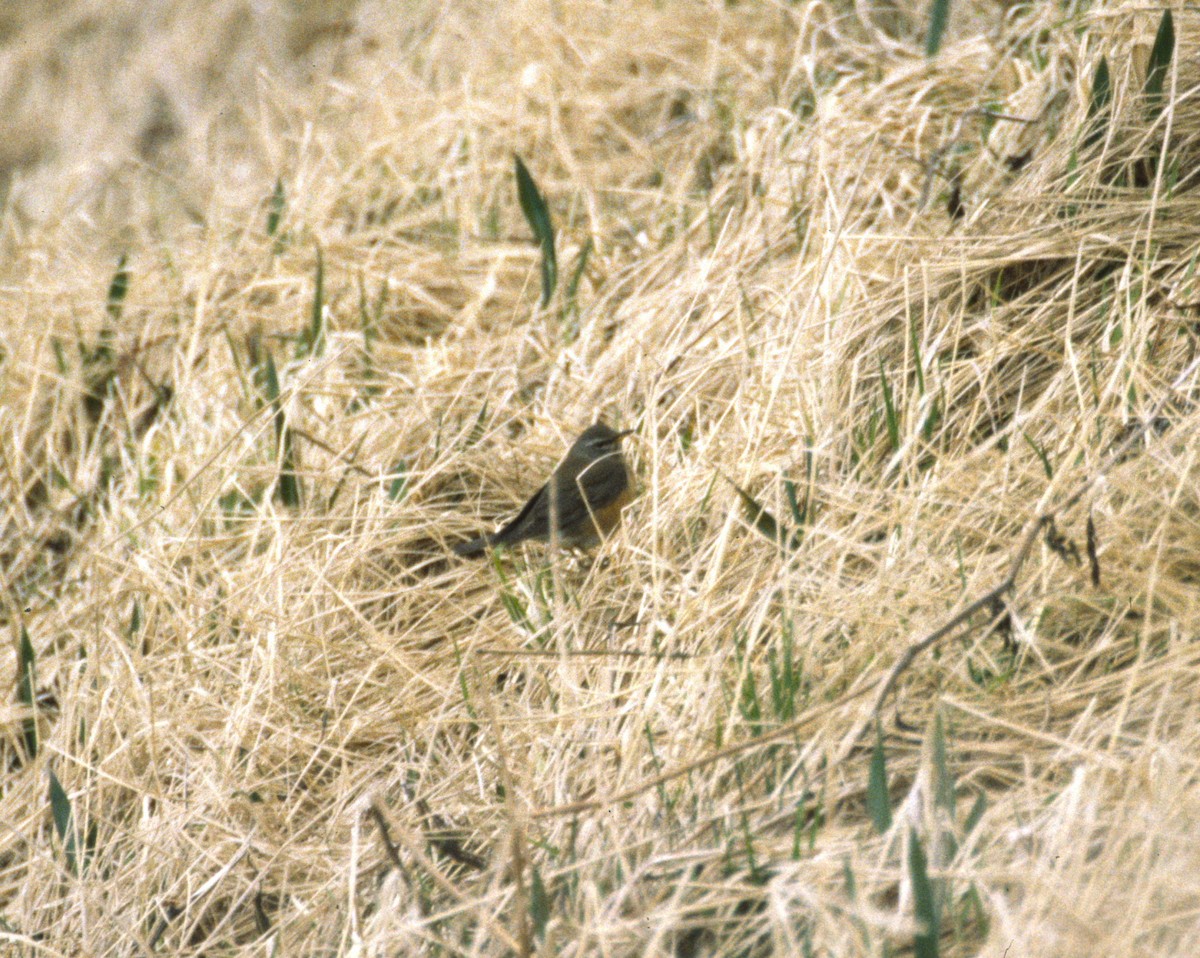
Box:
2 1 1199 955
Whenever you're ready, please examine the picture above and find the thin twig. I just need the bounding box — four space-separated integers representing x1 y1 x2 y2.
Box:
368 802 407 873
290 425 375 478
407 790 488 872
474 646 693 660
853 514 1046 734
369 799 521 953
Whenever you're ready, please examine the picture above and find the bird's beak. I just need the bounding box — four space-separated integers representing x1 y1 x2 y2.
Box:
613 429 636 440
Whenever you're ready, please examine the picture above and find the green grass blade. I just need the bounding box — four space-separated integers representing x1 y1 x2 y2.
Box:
492 557 535 634
783 478 806 529
1144 10 1175 116
49 769 78 874
909 829 940 958
880 357 901 452
49 769 72 840
106 253 130 324
18 627 38 759
867 723 893 834
514 154 557 307
1084 57 1111 151
262 348 281 404
925 0 951 57
730 478 801 551
465 403 490 449
530 865 551 941
738 658 763 736
767 622 800 721
565 235 592 307
910 324 926 398
963 790 987 835
299 247 326 359
88 253 129 379
932 711 955 819
264 351 301 507
1021 429 1053 479
562 235 593 343
1090 55 1112 112
51 336 68 374
387 460 408 502
267 177 286 237
277 438 301 508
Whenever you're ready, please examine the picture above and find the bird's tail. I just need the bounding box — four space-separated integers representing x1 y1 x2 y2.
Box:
452 535 491 558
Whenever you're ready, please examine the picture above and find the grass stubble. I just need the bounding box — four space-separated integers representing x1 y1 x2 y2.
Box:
2 1 1200 955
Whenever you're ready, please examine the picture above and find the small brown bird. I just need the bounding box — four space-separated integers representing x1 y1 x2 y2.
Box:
453 422 634 557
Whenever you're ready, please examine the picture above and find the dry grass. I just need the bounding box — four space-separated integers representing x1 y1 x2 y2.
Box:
2 1 1200 955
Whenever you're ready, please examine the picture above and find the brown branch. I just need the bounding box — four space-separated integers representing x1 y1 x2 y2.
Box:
852 514 1045 736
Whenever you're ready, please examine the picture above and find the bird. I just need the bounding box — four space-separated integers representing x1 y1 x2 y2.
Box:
453 422 634 557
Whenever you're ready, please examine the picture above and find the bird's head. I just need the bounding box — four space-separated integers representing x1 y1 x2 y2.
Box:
572 422 634 458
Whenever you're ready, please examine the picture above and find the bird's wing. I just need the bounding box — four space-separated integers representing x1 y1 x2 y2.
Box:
490 481 550 545
552 455 628 529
